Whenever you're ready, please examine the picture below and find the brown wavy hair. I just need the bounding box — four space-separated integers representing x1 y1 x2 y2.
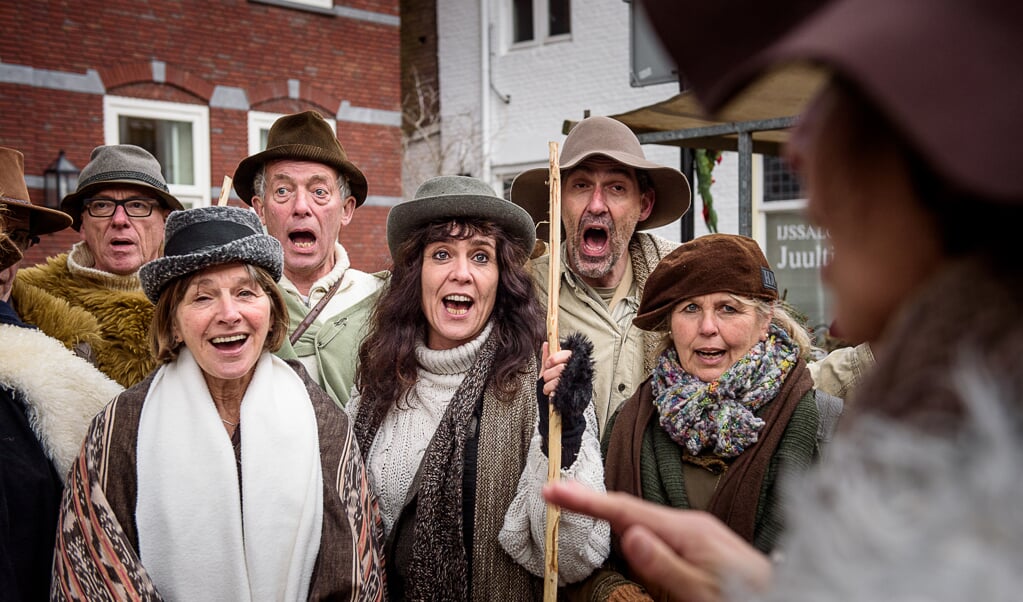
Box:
355 218 543 435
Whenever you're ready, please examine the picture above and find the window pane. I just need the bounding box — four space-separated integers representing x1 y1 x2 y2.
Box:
763 155 802 202
513 0 534 42
549 0 570 36
118 116 195 186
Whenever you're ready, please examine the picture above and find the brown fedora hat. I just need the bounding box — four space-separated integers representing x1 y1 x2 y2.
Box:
645 0 1023 202
0 146 73 236
233 111 368 207
510 116 691 236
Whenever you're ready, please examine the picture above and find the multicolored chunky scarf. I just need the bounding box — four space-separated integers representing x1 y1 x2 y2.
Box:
651 324 798 457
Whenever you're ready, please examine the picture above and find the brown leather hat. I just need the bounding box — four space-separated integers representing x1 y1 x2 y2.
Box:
510 116 691 235
645 0 1023 202
233 111 368 207
634 234 778 332
0 146 73 236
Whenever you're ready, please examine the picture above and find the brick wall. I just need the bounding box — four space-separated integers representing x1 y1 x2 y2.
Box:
1 0 401 271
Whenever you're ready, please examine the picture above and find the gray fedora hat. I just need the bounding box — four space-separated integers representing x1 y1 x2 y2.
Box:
386 175 536 258
61 144 184 231
0 146 72 236
510 116 692 236
139 205 283 303
233 111 368 207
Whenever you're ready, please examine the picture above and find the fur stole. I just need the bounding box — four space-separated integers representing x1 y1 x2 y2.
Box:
0 323 123 480
15 252 156 387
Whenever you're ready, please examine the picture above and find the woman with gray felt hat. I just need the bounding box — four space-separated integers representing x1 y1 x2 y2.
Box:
348 175 610 599
53 205 386 601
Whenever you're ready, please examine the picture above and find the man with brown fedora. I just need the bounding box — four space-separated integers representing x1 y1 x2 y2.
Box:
511 116 691 433
234 110 387 407
16 144 183 387
1 146 122 600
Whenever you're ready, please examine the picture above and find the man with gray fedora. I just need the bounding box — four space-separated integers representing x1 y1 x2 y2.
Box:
234 110 387 407
16 144 183 387
511 116 691 433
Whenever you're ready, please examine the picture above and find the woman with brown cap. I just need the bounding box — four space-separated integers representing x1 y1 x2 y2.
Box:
572 234 837 600
545 0 1023 600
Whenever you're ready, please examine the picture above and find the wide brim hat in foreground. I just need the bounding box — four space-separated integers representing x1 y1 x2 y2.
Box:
510 115 692 237
387 175 536 259
644 0 1023 202
60 144 184 231
0 146 73 236
139 205 283 304
233 111 368 207
633 233 778 332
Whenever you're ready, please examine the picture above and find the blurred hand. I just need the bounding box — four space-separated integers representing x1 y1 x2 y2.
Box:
543 480 773 602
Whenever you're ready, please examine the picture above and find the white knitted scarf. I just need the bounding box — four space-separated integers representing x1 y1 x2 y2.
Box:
136 349 323 601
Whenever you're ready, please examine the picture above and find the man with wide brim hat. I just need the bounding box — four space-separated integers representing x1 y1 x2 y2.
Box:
16 144 183 388
232 110 387 407
509 115 692 433
0 146 123 600
0 146 73 303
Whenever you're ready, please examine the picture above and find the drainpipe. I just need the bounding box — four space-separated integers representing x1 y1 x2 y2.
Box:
480 0 492 185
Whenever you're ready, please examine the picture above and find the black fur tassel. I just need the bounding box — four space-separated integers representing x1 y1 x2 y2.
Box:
551 332 595 418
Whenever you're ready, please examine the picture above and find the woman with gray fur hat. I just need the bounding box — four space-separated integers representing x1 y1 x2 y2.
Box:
52 206 385 601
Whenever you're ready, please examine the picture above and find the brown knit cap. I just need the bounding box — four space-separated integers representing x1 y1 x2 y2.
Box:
634 233 778 331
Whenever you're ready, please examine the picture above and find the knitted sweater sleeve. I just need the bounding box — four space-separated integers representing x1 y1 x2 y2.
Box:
497 402 611 584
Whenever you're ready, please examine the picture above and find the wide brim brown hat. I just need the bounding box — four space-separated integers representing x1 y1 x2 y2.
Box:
0 146 73 236
60 144 183 231
510 116 691 237
634 233 778 332
387 175 536 259
644 0 1023 202
233 111 368 207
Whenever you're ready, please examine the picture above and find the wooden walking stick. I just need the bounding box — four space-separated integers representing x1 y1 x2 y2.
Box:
217 175 233 206
543 141 562 601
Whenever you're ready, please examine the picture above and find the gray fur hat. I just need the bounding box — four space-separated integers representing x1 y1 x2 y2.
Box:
61 144 184 231
139 205 282 303
386 175 536 258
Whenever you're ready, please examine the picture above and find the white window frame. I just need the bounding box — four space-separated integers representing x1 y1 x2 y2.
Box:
281 0 333 9
247 111 336 156
509 0 571 49
103 96 211 208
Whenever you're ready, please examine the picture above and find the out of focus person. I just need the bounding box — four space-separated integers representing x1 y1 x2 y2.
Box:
53 206 384 600
0 147 121 601
546 0 1023 600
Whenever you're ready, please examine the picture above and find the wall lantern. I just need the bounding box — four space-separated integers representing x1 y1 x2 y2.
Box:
44 150 79 209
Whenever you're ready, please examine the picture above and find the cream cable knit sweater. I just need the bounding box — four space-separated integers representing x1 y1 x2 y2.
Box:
347 324 609 583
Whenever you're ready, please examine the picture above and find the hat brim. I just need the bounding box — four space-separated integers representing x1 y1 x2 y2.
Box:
511 153 692 239
139 233 283 303
386 193 537 259
61 180 183 231
0 196 72 235
233 144 368 207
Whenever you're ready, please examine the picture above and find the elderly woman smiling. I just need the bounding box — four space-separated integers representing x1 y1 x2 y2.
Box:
52 206 385 601
577 234 839 600
349 175 608 600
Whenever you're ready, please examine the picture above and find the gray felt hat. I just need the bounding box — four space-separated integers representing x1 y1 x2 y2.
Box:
139 205 283 303
386 175 536 258
61 144 184 231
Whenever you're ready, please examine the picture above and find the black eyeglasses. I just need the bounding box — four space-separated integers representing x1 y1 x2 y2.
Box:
84 197 160 218
9 229 39 251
